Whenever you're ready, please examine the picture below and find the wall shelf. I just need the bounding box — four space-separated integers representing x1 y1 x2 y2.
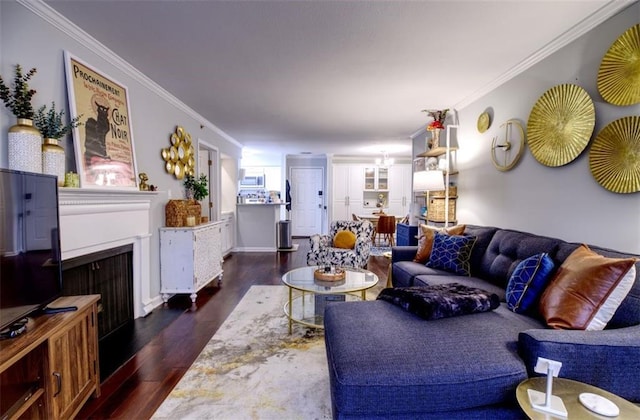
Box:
417 146 459 158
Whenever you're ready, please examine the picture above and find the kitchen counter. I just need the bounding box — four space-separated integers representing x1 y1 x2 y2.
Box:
236 202 287 206
236 203 289 252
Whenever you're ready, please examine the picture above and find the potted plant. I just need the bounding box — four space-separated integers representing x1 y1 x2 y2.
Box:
34 102 83 139
0 64 42 172
184 173 209 201
183 174 209 225
33 102 83 185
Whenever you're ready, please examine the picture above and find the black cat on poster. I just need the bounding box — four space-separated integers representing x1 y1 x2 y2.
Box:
84 101 110 162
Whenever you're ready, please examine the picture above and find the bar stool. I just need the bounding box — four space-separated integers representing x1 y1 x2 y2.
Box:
376 215 396 247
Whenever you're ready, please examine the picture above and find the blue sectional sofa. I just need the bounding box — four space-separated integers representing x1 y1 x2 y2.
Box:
323 225 640 419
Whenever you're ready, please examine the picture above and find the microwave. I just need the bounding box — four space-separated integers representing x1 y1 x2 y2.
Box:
239 175 265 188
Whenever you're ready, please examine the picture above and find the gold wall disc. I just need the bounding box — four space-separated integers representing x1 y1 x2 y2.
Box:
597 24 640 106
477 112 490 133
589 116 640 194
527 84 595 167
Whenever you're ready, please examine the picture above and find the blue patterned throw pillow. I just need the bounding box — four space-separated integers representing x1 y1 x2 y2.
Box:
506 253 555 313
426 232 477 276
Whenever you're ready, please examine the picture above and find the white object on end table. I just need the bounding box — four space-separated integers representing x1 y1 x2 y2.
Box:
578 392 620 417
528 357 568 417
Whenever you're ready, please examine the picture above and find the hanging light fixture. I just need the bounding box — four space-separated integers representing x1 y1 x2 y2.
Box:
375 151 394 167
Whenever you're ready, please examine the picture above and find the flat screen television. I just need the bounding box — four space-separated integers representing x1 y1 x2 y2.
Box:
0 169 62 332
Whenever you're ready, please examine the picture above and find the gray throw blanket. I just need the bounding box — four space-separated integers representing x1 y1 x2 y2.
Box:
377 283 500 320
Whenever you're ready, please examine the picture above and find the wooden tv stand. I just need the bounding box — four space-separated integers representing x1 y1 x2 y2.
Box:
0 295 100 420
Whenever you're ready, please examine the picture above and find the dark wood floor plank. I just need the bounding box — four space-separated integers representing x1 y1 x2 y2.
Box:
77 238 390 419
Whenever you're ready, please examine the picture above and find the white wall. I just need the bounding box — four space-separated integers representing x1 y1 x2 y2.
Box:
220 156 238 213
455 4 639 253
0 2 243 299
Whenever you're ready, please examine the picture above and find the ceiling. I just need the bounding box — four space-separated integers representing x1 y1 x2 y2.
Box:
45 0 621 158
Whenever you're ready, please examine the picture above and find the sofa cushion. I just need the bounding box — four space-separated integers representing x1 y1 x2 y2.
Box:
413 224 465 263
539 244 637 330
506 253 556 314
392 260 452 287
464 225 499 274
324 300 544 416
377 283 500 320
427 232 476 276
333 230 356 249
475 229 562 289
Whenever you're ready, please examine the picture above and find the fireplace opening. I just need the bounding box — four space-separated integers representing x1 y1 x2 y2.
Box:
62 244 134 380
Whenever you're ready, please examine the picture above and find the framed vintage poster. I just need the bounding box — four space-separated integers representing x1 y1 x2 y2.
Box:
64 51 138 188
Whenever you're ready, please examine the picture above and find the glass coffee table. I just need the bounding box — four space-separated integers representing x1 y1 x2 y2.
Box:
282 266 379 333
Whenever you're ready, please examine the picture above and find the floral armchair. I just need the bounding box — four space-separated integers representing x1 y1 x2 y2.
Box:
306 220 375 269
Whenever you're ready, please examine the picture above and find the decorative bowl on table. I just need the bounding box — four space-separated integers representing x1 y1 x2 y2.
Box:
314 266 346 281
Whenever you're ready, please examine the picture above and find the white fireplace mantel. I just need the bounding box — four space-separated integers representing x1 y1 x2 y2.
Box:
58 188 158 318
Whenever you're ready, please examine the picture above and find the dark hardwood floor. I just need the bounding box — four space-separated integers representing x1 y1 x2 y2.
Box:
77 238 390 419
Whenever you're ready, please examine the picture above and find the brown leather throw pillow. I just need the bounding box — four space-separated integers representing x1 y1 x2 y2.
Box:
413 224 465 264
539 244 636 330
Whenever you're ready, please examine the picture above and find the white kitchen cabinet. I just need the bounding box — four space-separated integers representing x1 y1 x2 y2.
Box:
387 163 413 216
364 166 388 190
160 221 224 302
331 164 365 221
221 212 235 256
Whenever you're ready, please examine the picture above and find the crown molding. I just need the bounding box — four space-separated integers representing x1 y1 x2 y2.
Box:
17 0 242 149
453 0 633 110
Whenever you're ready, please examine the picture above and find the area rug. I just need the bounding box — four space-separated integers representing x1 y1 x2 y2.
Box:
370 245 392 256
152 285 332 419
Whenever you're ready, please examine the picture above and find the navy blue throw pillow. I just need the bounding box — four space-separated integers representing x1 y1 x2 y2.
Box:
506 253 555 313
426 232 476 276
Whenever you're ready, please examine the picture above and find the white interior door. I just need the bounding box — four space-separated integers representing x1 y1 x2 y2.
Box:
290 167 323 236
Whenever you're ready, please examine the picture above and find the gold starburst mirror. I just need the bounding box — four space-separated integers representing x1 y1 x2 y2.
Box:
527 84 595 167
597 24 640 106
161 126 195 180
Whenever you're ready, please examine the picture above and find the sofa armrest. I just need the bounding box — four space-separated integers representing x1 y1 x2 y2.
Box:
391 246 418 263
518 325 640 402
309 234 331 251
354 237 371 253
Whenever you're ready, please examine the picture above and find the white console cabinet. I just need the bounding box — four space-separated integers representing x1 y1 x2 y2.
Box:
160 221 224 302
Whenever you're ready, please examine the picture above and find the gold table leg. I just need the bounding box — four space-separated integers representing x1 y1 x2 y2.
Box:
288 286 293 334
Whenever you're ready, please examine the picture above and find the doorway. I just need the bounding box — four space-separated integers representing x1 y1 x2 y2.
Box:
198 141 219 222
289 167 324 236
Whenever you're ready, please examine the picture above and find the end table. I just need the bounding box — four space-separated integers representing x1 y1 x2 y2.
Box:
516 377 640 419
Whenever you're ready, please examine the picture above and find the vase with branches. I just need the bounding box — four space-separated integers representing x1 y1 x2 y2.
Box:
34 102 83 139
0 64 42 172
34 102 83 185
0 64 37 119
422 108 449 150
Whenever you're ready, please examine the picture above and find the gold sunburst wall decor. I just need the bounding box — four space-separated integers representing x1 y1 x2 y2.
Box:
161 126 195 180
527 84 595 167
597 24 640 106
589 116 640 194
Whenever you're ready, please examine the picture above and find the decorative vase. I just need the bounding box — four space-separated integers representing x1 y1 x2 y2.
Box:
42 138 66 186
428 128 442 150
8 118 42 173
